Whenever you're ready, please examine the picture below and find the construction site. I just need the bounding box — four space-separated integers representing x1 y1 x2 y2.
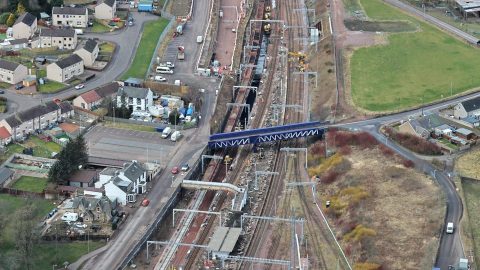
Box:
119 0 443 269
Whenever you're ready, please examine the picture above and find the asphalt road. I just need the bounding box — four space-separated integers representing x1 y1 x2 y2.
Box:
0 11 157 119
69 1 216 269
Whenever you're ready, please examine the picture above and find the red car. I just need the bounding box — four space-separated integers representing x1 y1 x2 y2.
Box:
171 166 179 174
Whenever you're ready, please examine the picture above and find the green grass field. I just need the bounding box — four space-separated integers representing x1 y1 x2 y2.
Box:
350 0 480 111
121 18 169 80
0 136 62 162
12 176 48 193
37 80 66 94
92 20 111 33
462 179 480 264
0 194 104 268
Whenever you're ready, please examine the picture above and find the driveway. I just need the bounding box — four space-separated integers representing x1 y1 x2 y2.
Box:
0 11 158 119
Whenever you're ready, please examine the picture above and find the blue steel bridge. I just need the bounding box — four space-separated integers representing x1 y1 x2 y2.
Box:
208 121 326 149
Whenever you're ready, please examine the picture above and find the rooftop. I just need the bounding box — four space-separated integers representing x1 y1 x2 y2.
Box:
456 128 474 136
40 28 76 38
121 161 145 181
54 54 83 69
14 12 36 27
102 0 116 7
0 127 11 139
117 86 151 99
82 39 98 53
208 226 242 254
100 167 118 176
0 59 21 71
70 170 98 183
80 90 102 104
461 96 480 113
0 167 14 186
59 122 80 134
52 6 88 15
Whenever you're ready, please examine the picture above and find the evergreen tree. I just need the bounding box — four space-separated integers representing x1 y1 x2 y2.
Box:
6 13 16 27
50 0 64 7
16 2 26 16
48 135 88 184
169 108 181 125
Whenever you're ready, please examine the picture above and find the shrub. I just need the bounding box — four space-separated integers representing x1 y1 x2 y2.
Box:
308 153 343 176
321 170 339 184
343 224 377 242
339 145 352 155
385 127 442 155
379 144 394 156
354 262 382 270
332 131 378 148
310 141 326 157
402 159 414 168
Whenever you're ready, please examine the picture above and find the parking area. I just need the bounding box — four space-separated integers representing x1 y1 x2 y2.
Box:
84 125 177 165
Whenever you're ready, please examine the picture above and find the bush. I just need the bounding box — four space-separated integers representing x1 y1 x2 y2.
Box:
402 159 414 168
339 145 352 155
384 127 442 155
343 224 377 242
379 144 394 156
332 131 378 149
354 262 382 270
310 141 326 157
321 170 339 184
0 13 10 25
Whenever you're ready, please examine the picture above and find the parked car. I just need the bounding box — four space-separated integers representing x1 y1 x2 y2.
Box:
15 84 24 90
181 163 190 172
75 84 85 90
154 75 167 82
0 90 4 94
171 166 179 174
446 222 454 234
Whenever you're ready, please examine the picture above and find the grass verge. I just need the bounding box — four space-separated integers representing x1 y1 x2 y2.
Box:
462 179 480 264
120 18 169 80
38 81 66 94
11 176 48 193
456 148 480 179
350 0 480 111
92 20 111 33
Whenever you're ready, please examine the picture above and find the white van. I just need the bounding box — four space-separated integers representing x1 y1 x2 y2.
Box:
171 131 182 142
156 66 173 74
446 222 454 234
196 35 203 43
162 127 172 138
61 212 78 222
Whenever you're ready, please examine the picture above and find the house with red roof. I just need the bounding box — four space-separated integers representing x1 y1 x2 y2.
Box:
73 82 119 110
0 126 12 146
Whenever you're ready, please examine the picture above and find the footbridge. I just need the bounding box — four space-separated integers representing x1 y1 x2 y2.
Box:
208 121 326 149
181 180 247 211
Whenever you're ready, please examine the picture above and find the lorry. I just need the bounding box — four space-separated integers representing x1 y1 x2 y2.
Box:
170 131 182 142
161 127 172 138
177 46 185 60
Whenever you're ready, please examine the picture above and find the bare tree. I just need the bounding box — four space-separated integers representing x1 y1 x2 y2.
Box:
14 203 39 270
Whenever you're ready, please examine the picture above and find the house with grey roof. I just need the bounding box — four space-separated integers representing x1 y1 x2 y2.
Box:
398 114 448 139
454 96 480 119
52 6 89 28
0 59 28 84
70 196 114 224
0 101 73 141
38 28 77 50
98 160 147 205
116 86 153 112
47 54 84 83
12 12 37 39
74 39 99 67
95 0 117 20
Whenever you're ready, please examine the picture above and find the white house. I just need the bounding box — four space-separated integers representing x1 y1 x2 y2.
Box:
95 0 117 20
116 86 153 112
98 161 147 206
52 6 89 28
74 39 99 67
46 54 84 83
454 96 480 119
0 59 28 84
12 12 37 39
39 28 77 50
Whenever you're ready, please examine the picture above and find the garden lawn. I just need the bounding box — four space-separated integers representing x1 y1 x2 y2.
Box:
11 176 48 193
0 136 62 162
92 20 111 33
351 0 480 111
121 18 169 80
38 80 66 93
0 194 104 268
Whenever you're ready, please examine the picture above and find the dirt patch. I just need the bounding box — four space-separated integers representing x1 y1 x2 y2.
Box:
456 146 480 179
344 19 416 32
166 0 192 17
315 146 444 269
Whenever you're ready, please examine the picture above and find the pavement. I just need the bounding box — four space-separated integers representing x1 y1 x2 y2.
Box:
0 11 158 119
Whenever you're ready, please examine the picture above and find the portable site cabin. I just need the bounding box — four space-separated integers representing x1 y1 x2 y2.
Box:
138 0 153 12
